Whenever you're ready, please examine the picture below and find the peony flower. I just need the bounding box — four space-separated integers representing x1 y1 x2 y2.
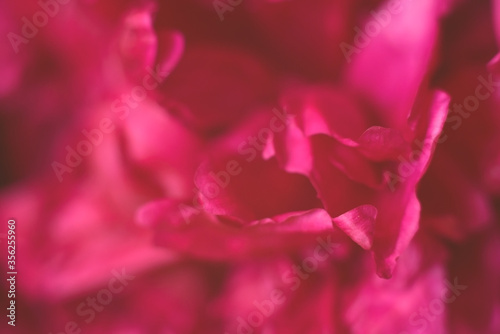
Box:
1 0 500 333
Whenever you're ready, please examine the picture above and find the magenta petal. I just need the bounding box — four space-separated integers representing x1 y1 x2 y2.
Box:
137 199 377 260
270 83 450 278
271 115 313 175
374 192 422 279
373 90 450 278
332 205 377 250
161 46 277 134
345 0 442 129
345 234 449 333
156 30 185 75
282 85 369 141
357 126 409 161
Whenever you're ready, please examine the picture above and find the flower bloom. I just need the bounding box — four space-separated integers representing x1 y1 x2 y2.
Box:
1 0 500 333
